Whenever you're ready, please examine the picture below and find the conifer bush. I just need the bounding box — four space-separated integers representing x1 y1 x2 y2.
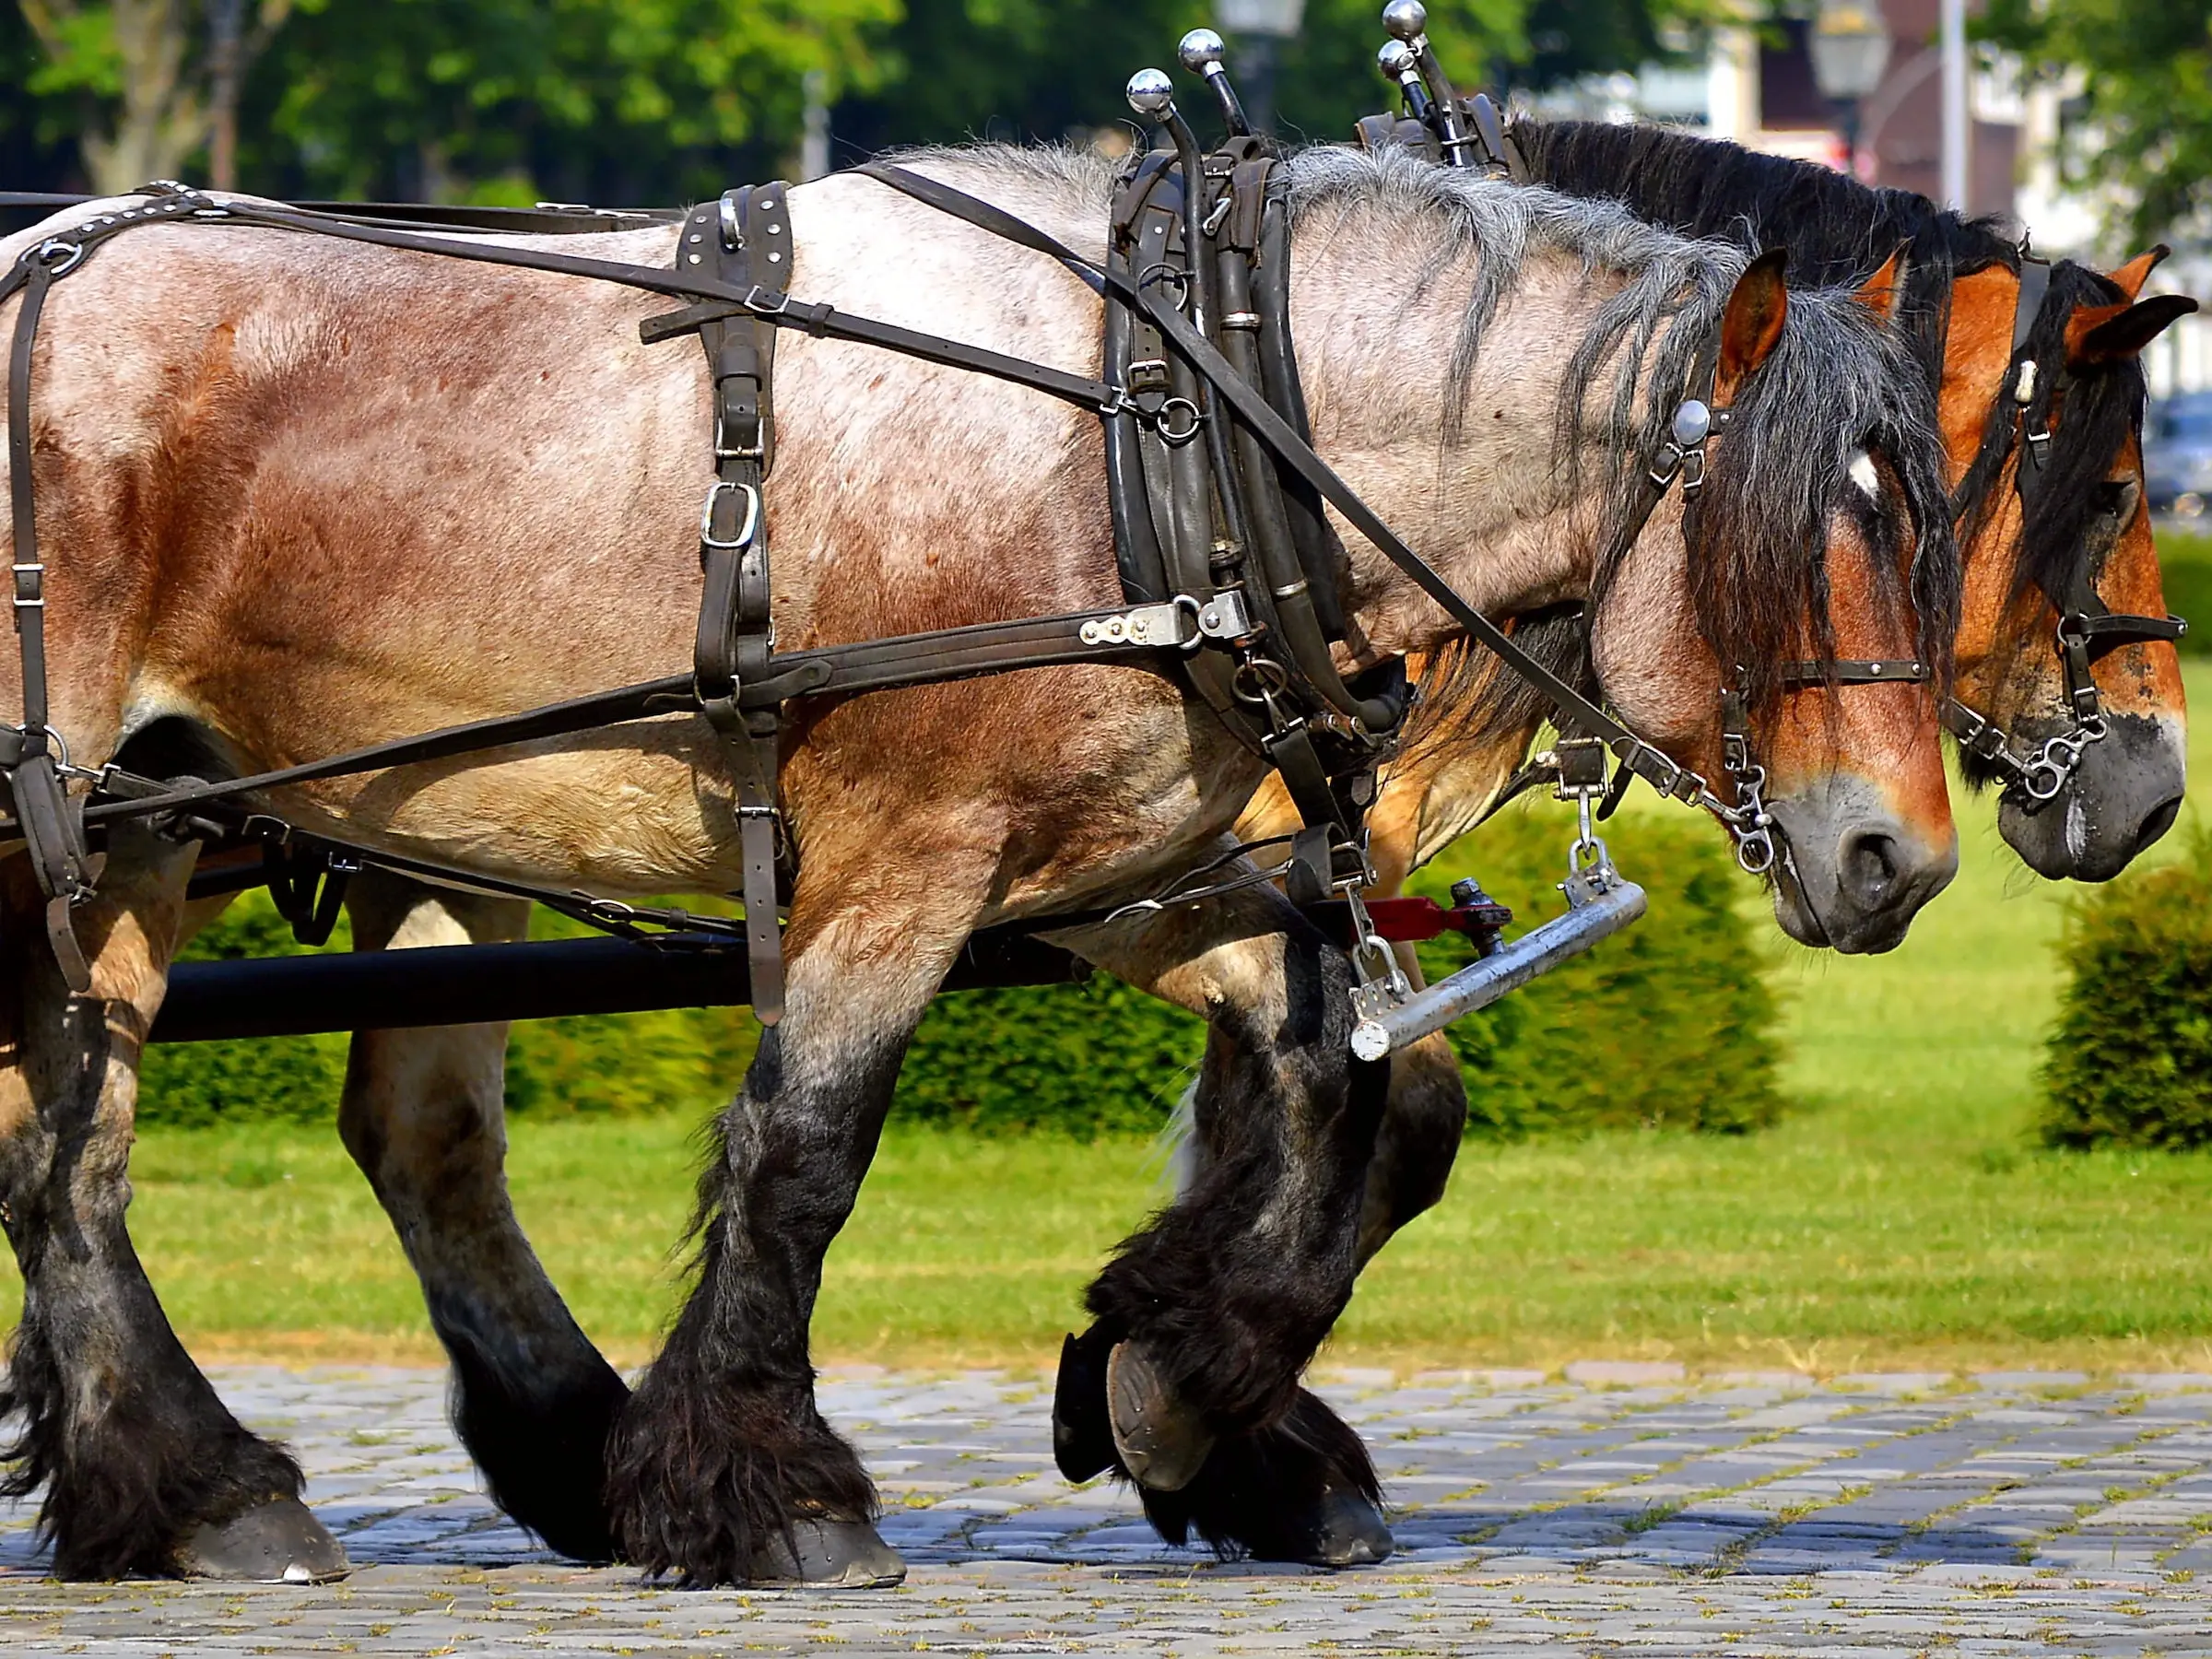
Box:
1404 802 1785 1137
138 889 761 1128
2040 833 2212 1149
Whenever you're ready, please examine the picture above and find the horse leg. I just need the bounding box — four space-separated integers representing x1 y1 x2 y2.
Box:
1063 939 1466 1563
0 831 347 1582
603 858 993 1586
1052 891 1392 1565
1356 997 1467 1265
336 873 629 1562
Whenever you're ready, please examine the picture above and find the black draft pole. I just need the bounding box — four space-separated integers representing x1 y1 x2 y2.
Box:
150 928 1088 1043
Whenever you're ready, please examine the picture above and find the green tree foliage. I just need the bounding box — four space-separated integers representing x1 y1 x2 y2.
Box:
1981 0 2212 249
10 1 1719 199
2039 833 2212 1149
241 0 895 202
840 0 1718 156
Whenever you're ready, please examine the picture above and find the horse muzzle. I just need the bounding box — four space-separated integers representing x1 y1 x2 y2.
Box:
1997 712 2186 884
1764 775 1958 954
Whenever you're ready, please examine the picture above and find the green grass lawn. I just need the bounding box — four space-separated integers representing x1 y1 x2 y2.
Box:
13 665 2212 1378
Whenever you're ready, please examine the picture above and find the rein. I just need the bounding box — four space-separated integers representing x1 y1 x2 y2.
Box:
0 167 1793 1018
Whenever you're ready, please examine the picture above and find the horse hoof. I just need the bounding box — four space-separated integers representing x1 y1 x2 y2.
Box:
1052 1329 1116 1483
1271 1488 1394 1568
1106 1340 1214 1491
177 1498 351 1583
748 1520 906 1588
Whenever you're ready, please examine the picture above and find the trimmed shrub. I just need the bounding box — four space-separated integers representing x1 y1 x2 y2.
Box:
1406 802 1786 1137
888 798 1784 1139
139 890 762 1128
2040 832 2212 1149
2159 531 2212 660
893 973 1205 1138
139 804 1785 1141
138 889 353 1129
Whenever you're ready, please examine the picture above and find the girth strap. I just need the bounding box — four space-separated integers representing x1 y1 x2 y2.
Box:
687 184 788 1024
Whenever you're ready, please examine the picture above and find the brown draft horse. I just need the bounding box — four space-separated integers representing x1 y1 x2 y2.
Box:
1194 121 2195 1563
0 145 1958 1584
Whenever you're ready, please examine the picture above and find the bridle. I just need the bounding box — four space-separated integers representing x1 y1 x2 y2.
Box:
1939 253 2186 803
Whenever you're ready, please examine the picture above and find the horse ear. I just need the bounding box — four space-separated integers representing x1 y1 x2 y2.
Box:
1850 245 1909 324
2105 246 2171 301
2067 293 2200 367
1715 247 1789 403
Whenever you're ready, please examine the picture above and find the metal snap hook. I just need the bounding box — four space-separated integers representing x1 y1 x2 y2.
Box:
1734 824 1778 877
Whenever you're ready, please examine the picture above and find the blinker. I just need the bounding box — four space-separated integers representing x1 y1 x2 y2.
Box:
1671 398 1712 450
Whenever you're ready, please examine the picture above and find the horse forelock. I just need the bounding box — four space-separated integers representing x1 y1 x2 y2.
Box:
1693 286 1960 714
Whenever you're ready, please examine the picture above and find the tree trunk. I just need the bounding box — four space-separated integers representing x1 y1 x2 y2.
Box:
78 0 207 195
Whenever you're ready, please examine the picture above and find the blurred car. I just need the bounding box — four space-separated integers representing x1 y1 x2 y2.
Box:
2146 392 2212 520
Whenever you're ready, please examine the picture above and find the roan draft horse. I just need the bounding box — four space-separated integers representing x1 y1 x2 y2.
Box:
0 145 1958 1585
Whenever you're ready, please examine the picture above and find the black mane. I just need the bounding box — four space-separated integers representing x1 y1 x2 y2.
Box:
1508 117 2021 383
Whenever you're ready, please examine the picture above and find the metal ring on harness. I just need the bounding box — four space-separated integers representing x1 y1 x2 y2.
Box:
1155 397 1203 444
699 480 760 551
1135 262 1192 303
28 239 85 277
1230 655 1290 705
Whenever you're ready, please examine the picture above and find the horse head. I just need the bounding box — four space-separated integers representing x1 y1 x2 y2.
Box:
1943 253 2195 881
1589 250 1960 953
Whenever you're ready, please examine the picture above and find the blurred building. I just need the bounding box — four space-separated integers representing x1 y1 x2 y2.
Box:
1520 2 2208 395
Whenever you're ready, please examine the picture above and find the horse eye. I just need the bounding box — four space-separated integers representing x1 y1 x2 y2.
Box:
2095 480 2137 524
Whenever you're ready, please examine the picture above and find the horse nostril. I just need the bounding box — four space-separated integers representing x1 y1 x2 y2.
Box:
1840 830 1901 908
2132 794 2183 858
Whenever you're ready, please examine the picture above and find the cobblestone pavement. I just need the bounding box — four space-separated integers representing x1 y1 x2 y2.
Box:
3 1366 2211 1654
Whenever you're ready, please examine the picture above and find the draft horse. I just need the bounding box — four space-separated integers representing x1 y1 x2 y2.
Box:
0 144 1958 1584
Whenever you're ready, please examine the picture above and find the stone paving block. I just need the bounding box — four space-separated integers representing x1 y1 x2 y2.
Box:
1833 1372 1955 1394
3 1369 2211 1653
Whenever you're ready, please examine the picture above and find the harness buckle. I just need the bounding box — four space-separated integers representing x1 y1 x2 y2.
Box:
699 481 761 552
1549 735 1608 797
712 406 767 461
27 239 84 277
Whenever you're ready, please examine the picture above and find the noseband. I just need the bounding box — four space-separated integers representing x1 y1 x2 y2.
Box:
1942 253 2186 803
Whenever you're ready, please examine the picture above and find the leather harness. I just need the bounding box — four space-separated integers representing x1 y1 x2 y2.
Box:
0 168 1842 998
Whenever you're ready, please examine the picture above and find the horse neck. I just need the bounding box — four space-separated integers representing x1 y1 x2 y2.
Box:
1287 227 1630 660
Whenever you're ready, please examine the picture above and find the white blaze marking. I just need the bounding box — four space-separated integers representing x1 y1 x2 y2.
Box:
1849 452 1880 500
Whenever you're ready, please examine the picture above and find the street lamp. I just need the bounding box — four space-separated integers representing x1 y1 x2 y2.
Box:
1216 0 1305 135
1807 0 1892 179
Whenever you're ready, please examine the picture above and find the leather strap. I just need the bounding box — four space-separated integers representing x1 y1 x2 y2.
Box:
5 239 100 990
688 185 788 1024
